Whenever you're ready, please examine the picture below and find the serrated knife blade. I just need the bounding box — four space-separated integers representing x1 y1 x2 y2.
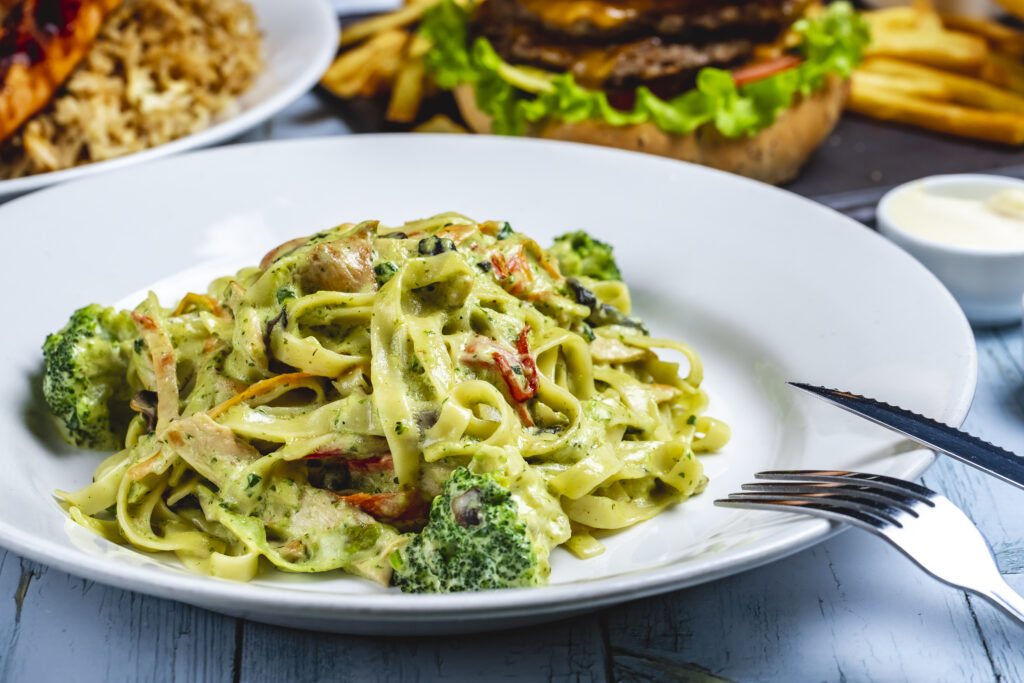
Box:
789 382 1024 491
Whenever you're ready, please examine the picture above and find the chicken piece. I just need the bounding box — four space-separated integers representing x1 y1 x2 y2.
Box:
589 337 648 363
0 0 123 143
300 230 376 293
165 413 259 488
259 236 308 270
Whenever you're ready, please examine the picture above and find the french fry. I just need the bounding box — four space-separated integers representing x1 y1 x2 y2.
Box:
863 26 988 71
979 50 1024 95
321 29 409 98
338 0 480 47
864 6 942 32
861 57 1024 113
851 70 951 101
413 114 469 134
942 14 1024 57
407 34 432 60
848 79 1024 145
339 0 436 47
386 59 427 123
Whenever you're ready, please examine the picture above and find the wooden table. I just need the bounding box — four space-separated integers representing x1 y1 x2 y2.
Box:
3 92 1023 682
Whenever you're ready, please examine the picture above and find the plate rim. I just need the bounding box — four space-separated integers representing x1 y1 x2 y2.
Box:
0 0 337 199
0 133 978 624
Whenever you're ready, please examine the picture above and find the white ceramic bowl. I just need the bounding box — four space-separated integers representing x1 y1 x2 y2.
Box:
877 173 1024 326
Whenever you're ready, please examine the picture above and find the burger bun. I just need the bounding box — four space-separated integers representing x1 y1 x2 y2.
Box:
454 76 848 185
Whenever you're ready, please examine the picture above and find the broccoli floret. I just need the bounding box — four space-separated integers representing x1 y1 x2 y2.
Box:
390 467 541 593
549 231 622 281
42 304 138 450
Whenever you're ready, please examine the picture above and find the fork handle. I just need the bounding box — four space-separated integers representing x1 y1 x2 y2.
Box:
981 578 1024 626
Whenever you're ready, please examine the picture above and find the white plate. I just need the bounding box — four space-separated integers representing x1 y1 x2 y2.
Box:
0 135 976 635
0 0 336 200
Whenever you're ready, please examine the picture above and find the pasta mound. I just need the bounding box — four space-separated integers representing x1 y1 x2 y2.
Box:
0 0 263 179
49 214 730 590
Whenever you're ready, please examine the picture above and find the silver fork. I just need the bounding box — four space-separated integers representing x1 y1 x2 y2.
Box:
714 470 1024 626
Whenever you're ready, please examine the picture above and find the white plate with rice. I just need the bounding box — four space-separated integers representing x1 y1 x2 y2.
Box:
0 0 336 200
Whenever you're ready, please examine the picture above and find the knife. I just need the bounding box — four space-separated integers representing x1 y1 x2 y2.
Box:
789 382 1024 491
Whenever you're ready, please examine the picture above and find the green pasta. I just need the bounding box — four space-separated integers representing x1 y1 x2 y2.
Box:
48 213 729 590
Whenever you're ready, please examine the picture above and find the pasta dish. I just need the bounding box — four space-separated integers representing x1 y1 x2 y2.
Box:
44 214 729 592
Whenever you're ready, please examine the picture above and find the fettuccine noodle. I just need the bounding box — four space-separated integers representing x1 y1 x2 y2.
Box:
58 214 729 585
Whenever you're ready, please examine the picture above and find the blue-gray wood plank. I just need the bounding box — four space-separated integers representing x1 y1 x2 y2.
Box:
3 94 1023 682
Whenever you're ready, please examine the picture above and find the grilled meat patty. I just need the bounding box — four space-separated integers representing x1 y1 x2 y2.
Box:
479 22 755 90
473 0 804 93
486 0 804 41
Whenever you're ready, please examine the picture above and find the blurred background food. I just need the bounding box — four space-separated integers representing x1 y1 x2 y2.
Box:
322 0 870 184
848 0 1024 144
0 0 263 180
321 0 1024 183
861 0 996 13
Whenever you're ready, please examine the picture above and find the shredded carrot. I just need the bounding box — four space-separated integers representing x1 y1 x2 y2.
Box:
207 372 317 419
131 312 156 329
491 245 535 296
506 245 534 296
132 305 179 429
516 402 536 428
490 252 509 279
172 292 225 317
127 453 163 481
437 223 478 244
524 238 562 279
478 220 504 237
332 490 426 521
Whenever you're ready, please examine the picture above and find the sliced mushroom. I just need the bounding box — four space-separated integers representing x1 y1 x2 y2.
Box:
300 232 376 293
451 487 483 528
650 383 681 403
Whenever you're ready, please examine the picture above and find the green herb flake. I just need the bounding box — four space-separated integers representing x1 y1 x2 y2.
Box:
374 261 399 286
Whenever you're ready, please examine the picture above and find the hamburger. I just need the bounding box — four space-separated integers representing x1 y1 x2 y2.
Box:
419 0 869 184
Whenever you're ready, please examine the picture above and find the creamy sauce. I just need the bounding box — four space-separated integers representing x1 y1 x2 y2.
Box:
886 182 1024 250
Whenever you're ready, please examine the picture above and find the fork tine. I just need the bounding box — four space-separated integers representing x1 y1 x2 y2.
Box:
738 482 921 516
755 470 936 503
724 491 906 527
714 496 894 531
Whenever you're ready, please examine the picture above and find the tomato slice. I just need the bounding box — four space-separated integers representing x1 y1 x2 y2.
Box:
492 325 539 403
332 490 426 521
731 55 802 87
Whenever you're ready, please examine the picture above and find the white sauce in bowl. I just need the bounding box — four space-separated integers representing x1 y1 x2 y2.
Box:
886 181 1024 250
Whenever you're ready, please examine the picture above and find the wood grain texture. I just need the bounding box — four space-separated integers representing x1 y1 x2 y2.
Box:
919 329 1024 683
238 616 606 682
605 521 999 682
0 552 237 683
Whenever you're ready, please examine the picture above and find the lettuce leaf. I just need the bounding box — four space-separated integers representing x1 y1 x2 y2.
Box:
419 1 869 138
